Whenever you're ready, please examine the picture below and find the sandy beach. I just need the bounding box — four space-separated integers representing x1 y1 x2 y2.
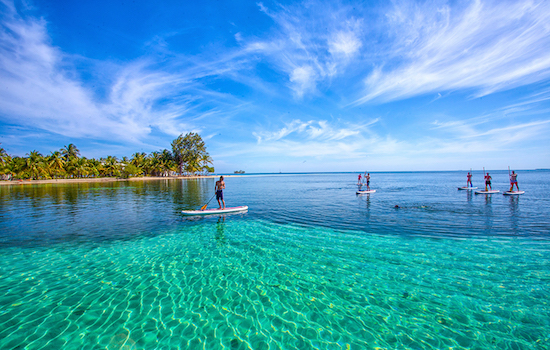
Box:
0 175 222 186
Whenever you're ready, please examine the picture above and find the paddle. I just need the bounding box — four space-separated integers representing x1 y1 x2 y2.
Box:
201 193 216 210
483 167 487 191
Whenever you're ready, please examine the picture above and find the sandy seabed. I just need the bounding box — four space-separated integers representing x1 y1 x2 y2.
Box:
0 175 222 186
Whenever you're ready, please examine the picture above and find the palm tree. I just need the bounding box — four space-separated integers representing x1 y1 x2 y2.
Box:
8 157 25 179
0 145 12 179
87 158 101 178
161 149 176 176
147 152 159 176
64 157 79 178
73 157 91 178
185 157 200 174
131 152 147 175
61 143 80 161
102 156 120 177
200 154 214 175
48 151 66 179
0 144 8 165
24 150 46 179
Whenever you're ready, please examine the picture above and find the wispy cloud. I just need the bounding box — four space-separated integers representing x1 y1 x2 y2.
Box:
0 2 252 146
252 118 377 143
252 1 364 98
435 119 550 144
354 0 550 104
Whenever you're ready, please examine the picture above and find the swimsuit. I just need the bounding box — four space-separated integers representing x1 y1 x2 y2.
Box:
216 190 223 200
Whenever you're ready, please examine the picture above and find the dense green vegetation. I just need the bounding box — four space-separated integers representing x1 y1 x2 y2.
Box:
0 133 213 180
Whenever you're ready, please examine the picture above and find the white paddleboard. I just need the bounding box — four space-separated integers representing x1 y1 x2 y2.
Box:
357 190 376 194
503 191 525 195
475 190 500 194
182 206 248 216
458 187 478 190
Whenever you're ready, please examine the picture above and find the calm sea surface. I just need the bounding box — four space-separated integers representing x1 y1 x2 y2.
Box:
0 171 549 349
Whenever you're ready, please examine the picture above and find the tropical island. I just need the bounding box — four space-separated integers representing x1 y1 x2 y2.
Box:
0 132 214 183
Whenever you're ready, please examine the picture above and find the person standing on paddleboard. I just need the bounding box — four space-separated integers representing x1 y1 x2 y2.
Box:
216 176 225 209
357 173 362 186
509 171 519 191
467 172 473 187
484 172 492 190
366 173 371 190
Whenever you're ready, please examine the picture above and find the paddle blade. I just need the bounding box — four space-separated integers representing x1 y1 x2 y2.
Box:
201 204 208 210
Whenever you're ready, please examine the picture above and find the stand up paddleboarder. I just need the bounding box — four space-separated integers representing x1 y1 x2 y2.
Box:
509 170 519 191
484 172 492 191
365 173 371 190
215 176 225 209
467 172 473 188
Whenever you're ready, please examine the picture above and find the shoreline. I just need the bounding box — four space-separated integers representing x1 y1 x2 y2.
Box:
0 175 223 186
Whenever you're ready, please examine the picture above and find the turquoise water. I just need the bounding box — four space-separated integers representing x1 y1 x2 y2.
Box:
1 172 549 349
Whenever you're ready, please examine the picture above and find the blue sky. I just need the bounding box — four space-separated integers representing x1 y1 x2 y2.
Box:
1 0 549 172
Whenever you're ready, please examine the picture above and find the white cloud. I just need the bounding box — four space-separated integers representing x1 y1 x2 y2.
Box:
328 30 362 57
253 119 372 144
0 4 248 145
289 65 316 98
250 1 365 98
355 0 550 104
0 8 121 138
253 120 309 142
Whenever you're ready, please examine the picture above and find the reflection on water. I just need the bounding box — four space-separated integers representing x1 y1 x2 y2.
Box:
0 179 219 247
216 216 227 246
507 195 520 235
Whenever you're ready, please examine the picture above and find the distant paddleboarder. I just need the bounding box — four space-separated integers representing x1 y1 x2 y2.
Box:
365 173 371 190
484 172 492 191
357 173 362 185
509 171 519 191
466 172 473 187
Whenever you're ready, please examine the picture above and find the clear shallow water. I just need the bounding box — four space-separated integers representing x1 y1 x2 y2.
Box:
0 171 549 349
